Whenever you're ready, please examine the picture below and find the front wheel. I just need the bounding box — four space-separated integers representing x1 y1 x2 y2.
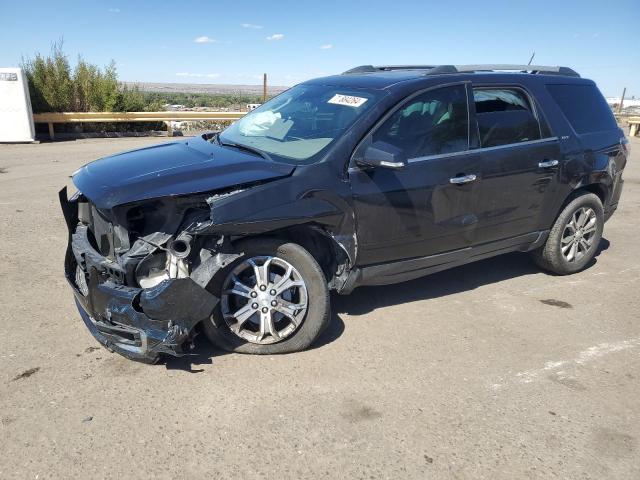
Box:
532 192 604 275
203 238 330 354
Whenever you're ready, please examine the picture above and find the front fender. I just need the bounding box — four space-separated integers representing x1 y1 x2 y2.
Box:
192 164 358 265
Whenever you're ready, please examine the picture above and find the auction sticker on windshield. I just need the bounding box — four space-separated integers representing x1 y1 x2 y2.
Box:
328 94 368 108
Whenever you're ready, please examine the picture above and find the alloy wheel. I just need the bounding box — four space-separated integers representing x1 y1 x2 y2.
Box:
561 207 597 262
220 256 308 344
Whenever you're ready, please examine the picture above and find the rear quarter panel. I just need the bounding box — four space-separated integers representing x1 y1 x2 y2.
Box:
530 79 625 227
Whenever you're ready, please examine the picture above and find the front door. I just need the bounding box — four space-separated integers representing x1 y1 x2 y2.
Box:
349 83 483 266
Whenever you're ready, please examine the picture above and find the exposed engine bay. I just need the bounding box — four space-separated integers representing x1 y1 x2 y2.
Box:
60 187 245 362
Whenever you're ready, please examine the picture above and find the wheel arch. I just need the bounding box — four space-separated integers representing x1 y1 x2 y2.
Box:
229 224 348 288
559 182 608 216
543 181 608 234
580 183 608 205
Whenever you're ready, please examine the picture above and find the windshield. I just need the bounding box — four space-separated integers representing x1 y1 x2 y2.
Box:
219 84 383 163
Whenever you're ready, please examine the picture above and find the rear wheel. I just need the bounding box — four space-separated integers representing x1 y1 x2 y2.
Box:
203 238 330 354
532 192 604 275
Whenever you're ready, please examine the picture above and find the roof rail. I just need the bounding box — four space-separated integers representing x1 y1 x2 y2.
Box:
342 65 377 74
343 65 437 74
451 64 580 77
342 64 580 77
375 65 438 71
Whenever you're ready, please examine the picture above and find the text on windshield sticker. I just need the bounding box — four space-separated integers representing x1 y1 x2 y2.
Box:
328 94 368 108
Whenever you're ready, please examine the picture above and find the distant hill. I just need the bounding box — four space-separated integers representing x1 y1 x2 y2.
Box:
124 82 289 95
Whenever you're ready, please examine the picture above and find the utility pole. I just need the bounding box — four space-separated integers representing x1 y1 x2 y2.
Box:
617 87 626 114
263 73 267 102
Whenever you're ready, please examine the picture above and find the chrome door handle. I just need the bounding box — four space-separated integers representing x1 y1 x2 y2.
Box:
538 159 559 168
449 174 477 185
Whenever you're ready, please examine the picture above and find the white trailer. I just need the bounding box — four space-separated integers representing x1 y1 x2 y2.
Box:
0 68 35 142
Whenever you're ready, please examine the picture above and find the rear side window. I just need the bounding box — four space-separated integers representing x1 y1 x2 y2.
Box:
473 88 541 148
546 84 618 134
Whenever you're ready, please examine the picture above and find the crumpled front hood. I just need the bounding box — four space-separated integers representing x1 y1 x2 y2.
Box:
73 135 295 209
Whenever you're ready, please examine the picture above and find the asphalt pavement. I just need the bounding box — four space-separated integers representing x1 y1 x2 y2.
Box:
0 135 638 479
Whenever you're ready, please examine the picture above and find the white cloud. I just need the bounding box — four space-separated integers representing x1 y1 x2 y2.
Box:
241 23 263 29
194 36 216 44
319 44 333 50
108 8 120 13
176 72 221 78
266 33 285 41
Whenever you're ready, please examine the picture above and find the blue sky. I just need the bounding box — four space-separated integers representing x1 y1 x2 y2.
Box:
1 0 638 96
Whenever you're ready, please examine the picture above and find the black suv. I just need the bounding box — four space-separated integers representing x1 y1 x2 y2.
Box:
60 64 627 362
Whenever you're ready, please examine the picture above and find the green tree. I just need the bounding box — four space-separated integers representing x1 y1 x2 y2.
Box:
22 40 73 112
22 42 148 113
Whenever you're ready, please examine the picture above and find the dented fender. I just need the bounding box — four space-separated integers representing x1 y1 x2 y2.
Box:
190 163 359 266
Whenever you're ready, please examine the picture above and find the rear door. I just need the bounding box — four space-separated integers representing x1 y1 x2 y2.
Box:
470 86 563 245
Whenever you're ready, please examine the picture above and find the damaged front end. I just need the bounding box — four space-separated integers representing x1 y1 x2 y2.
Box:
60 133 361 362
60 187 234 363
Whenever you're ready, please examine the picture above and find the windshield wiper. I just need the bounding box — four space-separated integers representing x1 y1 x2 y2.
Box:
217 137 272 162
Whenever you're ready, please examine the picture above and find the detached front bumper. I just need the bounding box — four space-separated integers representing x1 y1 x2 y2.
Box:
60 188 218 363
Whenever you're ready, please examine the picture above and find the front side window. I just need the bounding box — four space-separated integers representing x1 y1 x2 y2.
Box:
473 88 541 147
372 84 469 159
219 84 383 164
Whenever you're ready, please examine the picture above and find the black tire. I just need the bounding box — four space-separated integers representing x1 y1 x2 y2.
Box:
532 192 604 275
203 238 331 354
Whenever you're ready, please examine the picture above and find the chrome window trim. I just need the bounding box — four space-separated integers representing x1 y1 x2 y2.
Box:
406 136 559 164
348 136 560 172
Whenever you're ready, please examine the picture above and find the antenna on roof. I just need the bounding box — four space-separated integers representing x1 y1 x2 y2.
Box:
527 52 536 65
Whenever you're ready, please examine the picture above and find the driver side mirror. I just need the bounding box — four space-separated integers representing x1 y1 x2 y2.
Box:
356 141 407 170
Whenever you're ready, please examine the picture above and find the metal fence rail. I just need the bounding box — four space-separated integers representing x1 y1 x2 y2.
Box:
34 112 640 140
32 111 246 140
626 116 640 137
